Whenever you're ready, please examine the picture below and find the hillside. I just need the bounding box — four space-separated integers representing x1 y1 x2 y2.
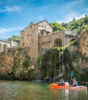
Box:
50 15 88 34
50 22 65 31
8 35 20 41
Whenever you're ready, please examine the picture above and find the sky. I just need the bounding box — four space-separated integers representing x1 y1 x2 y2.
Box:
0 0 88 39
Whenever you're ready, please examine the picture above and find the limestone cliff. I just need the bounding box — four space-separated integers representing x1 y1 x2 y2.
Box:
0 48 35 80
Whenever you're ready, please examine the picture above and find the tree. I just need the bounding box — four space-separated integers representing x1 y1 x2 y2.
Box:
50 22 65 31
73 17 76 21
8 35 20 41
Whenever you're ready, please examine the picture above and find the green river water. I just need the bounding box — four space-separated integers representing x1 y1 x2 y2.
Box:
0 81 88 100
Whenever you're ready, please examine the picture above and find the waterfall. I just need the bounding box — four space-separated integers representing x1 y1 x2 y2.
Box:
66 63 70 80
38 56 42 79
59 50 61 73
59 50 65 74
54 49 65 80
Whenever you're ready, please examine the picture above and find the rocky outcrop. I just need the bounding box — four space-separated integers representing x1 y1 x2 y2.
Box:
0 48 36 80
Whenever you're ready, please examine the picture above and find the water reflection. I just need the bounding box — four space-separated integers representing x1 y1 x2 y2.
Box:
0 83 19 100
0 81 87 100
49 87 88 100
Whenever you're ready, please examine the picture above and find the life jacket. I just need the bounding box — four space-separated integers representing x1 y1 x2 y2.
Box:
63 83 65 86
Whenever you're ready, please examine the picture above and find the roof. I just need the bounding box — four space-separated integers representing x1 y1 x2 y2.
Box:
36 20 48 24
36 20 53 30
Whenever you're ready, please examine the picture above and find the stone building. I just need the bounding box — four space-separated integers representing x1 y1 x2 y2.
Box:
80 30 88 57
0 40 10 53
20 20 77 59
0 40 19 53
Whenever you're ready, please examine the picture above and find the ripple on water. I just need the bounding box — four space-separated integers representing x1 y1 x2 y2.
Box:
0 83 19 100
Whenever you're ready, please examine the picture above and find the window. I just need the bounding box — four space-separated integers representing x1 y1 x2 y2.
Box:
30 34 32 37
30 25 32 29
27 34 29 38
23 43 24 46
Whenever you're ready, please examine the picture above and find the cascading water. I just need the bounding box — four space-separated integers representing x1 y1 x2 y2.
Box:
66 63 70 80
38 40 76 81
38 56 42 79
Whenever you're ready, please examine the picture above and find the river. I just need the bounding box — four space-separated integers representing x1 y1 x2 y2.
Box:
0 81 87 100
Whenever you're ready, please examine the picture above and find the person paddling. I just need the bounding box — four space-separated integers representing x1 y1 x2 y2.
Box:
57 78 65 86
72 78 78 87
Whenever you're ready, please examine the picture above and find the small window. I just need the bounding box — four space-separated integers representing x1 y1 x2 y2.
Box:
30 34 32 37
23 43 24 46
22 37 24 39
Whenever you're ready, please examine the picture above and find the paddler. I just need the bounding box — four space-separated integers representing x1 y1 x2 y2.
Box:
57 78 65 86
72 78 78 87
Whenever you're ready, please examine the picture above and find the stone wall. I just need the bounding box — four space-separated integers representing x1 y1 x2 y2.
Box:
20 23 39 59
39 30 65 49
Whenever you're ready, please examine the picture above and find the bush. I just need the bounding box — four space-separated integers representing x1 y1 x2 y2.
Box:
23 56 30 69
74 68 88 84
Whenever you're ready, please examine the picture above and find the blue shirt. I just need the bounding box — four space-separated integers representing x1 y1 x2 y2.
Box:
61 80 64 84
75 81 78 86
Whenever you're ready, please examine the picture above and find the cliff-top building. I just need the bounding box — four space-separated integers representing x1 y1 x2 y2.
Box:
20 20 77 59
0 40 19 53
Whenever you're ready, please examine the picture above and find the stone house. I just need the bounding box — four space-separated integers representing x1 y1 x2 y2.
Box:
0 40 10 53
20 20 77 59
0 40 19 53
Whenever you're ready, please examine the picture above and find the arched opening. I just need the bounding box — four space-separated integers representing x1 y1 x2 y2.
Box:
54 38 62 47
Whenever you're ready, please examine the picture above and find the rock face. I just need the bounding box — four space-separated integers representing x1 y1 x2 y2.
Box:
80 30 88 57
0 55 13 74
0 48 35 80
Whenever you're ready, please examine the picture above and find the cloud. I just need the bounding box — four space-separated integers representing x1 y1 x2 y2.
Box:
63 0 85 9
56 20 64 24
0 26 24 34
57 13 85 23
0 6 21 13
75 15 85 20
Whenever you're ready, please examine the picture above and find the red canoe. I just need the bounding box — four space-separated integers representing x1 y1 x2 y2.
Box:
49 83 87 91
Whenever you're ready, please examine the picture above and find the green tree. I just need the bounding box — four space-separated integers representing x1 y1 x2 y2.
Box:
50 22 65 31
8 35 20 41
